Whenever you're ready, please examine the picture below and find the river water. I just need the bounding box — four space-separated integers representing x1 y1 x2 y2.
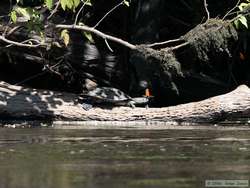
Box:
0 126 249 188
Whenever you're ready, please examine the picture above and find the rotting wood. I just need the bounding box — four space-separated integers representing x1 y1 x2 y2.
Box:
0 81 249 124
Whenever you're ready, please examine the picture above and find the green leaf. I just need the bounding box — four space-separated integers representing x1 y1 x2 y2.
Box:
45 0 53 10
60 29 70 46
66 0 74 10
123 0 130 7
239 3 249 11
234 15 248 29
234 19 240 29
60 0 67 10
10 11 17 23
84 0 92 6
238 15 248 28
73 0 80 8
15 7 31 20
83 31 94 43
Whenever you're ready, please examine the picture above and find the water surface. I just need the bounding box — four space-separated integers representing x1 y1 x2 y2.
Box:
0 126 249 188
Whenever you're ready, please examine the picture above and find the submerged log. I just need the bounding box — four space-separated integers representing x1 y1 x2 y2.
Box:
0 81 249 124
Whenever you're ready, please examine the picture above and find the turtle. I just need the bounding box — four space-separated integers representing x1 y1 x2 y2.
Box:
80 87 151 110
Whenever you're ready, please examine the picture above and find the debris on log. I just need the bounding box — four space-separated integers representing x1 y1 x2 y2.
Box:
0 81 249 124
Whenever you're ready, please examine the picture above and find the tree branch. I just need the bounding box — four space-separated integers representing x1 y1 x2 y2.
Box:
74 1 88 25
147 38 184 48
55 24 137 50
203 0 210 21
47 1 60 20
223 0 241 20
0 35 43 48
93 1 124 28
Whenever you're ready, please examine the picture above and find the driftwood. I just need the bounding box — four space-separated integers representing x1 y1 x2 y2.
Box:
0 81 249 124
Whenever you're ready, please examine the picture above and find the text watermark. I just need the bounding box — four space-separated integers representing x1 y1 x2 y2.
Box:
205 180 249 187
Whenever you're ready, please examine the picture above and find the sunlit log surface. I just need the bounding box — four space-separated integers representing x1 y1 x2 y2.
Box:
0 81 249 124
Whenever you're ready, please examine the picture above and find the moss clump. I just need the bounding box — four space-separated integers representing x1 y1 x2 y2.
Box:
182 19 238 63
136 45 183 77
135 45 183 95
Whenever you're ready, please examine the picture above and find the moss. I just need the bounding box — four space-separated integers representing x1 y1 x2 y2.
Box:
136 46 183 76
135 45 183 95
182 19 238 64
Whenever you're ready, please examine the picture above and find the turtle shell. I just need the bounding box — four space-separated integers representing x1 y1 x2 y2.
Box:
85 87 132 104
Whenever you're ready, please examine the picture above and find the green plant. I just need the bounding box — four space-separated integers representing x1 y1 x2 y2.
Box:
234 0 250 29
9 0 130 46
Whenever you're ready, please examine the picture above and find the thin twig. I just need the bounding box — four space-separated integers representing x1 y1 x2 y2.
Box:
0 35 43 48
93 1 124 28
171 42 189 51
6 26 22 36
223 0 241 20
224 10 240 18
104 39 114 52
160 42 189 52
5 38 41 48
14 72 46 86
47 1 60 20
203 0 210 21
74 1 88 25
229 11 250 23
147 39 184 48
14 60 63 86
43 60 64 77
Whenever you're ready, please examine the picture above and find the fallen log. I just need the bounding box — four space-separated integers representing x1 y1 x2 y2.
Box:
0 81 249 124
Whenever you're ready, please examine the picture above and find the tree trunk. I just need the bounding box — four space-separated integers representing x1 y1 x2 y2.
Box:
0 81 249 124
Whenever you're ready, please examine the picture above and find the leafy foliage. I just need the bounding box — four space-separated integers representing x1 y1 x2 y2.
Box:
10 6 43 35
60 0 82 11
8 0 130 44
234 0 250 29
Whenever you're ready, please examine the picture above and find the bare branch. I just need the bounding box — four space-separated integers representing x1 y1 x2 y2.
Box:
203 0 210 21
104 39 114 52
14 60 63 86
55 24 137 50
147 39 184 48
93 1 124 28
161 42 189 52
0 35 43 48
229 11 250 23
5 38 41 48
6 26 22 36
74 1 88 25
223 0 241 20
47 1 60 20
171 41 189 50
14 72 46 86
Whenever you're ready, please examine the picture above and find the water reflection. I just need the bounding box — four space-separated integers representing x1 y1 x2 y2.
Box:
0 128 249 188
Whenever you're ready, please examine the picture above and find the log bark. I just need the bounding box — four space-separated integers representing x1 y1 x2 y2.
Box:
0 81 249 124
